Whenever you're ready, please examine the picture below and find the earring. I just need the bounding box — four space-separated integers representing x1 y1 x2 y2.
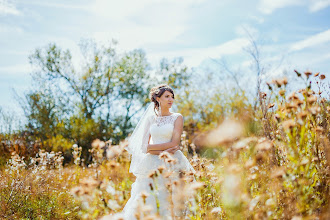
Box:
158 101 162 117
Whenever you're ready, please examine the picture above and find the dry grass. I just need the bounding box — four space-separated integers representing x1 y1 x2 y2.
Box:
0 71 329 219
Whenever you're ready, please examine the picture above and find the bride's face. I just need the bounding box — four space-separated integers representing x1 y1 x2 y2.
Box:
157 91 174 109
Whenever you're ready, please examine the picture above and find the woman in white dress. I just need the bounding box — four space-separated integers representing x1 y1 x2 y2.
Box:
123 84 195 220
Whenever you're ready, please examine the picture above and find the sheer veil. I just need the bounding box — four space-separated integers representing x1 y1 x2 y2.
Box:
125 102 155 176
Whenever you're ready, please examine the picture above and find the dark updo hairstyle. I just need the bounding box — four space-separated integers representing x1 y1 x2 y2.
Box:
149 84 175 116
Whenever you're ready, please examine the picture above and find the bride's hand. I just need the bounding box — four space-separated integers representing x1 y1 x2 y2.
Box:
165 146 180 154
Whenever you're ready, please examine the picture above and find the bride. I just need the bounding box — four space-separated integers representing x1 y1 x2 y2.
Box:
123 84 195 220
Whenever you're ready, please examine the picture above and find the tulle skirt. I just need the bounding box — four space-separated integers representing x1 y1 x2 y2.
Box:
123 150 195 220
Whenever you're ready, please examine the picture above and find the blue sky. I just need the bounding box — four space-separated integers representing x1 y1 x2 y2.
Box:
0 0 330 115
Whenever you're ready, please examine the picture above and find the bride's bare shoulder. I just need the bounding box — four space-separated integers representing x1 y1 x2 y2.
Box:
173 112 183 120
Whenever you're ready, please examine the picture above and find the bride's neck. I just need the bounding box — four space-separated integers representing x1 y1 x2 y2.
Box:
160 107 171 116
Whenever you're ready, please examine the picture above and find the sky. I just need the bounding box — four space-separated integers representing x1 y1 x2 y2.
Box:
0 0 330 116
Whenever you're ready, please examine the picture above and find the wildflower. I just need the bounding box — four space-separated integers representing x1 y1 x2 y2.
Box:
294 69 301 77
298 111 307 120
274 114 281 122
287 92 300 101
268 103 275 108
286 102 298 110
312 157 319 162
255 152 265 163
244 159 255 169
109 160 120 168
107 199 121 210
320 74 326 80
316 126 324 133
256 139 273 151
309 106 321 115
106 146 122 159
248 174 257 180
279 89 285 96
157 165 165 174
140 191 149 203
149 183 154 191
307 96 317 104
314 72 319 77
228 164 241 173
148 170 157 178
300 158 309 166
163 171 172 178
203 119 244 147
281 77 288 85
211 207 222 215
106 184 116 195
173 180 179 186
304 71 312 78
80 178 101 188
159 151 170 160
260 92 267 99
189 182 206 190
265 198 275 207
282 119 296 131
271 168 285 179
165 157 177 164
249 196 260 211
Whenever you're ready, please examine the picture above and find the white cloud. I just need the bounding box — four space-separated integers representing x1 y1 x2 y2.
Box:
89 0 206 20
23 1 87 10
258 0 330 14
0 23 23 33
235 24 259 38
87 0 208 52
0 64 31 76
258 0 302 14
290 29 330 52
309 0 330 12
147 38 250 67
0 0 21 15
92 24 186 52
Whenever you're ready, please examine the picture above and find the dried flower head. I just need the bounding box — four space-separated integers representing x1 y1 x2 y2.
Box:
271 168 286 179
282 119 296 131
203 119 244 147
298 111 308 120
268 103 275 108
159 151 170 160
279 89 286 96
307 96 317 104
304 71 312 78
256 139 273 151
157 165 165 174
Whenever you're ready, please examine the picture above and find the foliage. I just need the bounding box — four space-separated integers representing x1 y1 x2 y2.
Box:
7 40 190 159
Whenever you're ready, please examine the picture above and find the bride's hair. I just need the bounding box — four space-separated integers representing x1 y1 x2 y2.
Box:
149 84 174 115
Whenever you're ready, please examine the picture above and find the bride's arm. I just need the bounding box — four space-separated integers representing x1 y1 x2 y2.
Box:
147 115 183 152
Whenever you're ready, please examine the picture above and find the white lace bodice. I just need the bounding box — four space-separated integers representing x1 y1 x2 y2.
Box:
149 113 181 144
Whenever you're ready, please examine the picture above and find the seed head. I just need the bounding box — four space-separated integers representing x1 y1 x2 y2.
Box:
268 103 275 108
282 119 296 131
304 71 312 78
307 96 317 104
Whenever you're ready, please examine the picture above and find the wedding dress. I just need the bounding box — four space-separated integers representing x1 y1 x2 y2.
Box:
123 111 195 220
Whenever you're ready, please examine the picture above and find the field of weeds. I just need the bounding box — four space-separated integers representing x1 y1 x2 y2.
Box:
0 72 329 220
